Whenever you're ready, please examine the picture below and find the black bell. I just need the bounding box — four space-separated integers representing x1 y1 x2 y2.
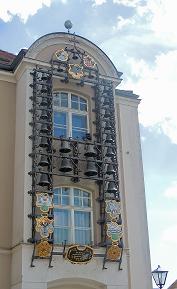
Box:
39 136 49 148
105 133 113 144
40 110 48 120
105 147 115 158
106 164 115 175
104 120 112 131
72 52 78 60
102 97 110 107
40 124 49 134
41 85 48 93
59 140 71 153
107 182 117 194
84 144 97 157
38 155 49 167
39 97 48 107
117 215 122 225
41 73 48 81
38 173 50 186
88 71 94 79
103 108 111 118
85 159 97 177
60 158 72 172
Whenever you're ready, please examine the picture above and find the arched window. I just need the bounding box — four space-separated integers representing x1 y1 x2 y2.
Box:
53 92 88 139
54 187 93 245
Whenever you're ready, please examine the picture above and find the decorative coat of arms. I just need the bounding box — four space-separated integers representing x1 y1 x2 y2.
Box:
35 216 54 238
105 200 121 219
36 240 52 257
106 222 122 242
83 55 96 68
55 49 68 62
36 193 53 213
68 64 84 79
107 244 121 261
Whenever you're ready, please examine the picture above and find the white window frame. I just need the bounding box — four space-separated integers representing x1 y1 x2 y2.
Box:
53 91 89 138
54 186 94 245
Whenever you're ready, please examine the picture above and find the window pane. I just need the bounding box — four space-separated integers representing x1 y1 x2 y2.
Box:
71 95 79 109
74 188 80 196
62 187 70 196
53 94 60 107
54 127 67 137
75 229 91 245
72 114 87 128
83 198 91 207
61 93 68 107
54 228 71 244
80 98 87 111
54 111 67 126
74 196 81 207
83 191 89 197
72 129 87 139
54 209 70 226
74 211 91 227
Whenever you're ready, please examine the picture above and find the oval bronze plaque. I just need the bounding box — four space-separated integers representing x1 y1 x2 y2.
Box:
66 245 93 264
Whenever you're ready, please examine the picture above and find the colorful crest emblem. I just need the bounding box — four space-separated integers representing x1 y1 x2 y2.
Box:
35 216 54 238
36 240 52 257
55 49 68 62
107 222 122 242
107 244 122 261
36 193 53 213
105 200 121 219
83 55 96 68
68 64 84 79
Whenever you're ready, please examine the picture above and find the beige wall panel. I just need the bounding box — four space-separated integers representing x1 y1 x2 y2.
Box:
0 252 11 289
117 97 152 289
0 80 16 248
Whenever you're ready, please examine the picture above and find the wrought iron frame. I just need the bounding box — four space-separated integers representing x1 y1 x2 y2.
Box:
28 37 123 269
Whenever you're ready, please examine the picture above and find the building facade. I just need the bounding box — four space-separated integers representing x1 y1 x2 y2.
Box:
0 31 152 289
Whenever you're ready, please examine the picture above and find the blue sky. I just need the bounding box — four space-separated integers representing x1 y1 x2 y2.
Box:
1 0 177 287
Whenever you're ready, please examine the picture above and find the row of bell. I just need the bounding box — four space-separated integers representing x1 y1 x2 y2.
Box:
37 96 52 107
37 138 116 158
38 173 118 194
37 156 116 176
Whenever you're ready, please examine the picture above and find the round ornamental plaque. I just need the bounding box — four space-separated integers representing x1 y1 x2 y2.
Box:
55 49 68 61
107 245 121 261
68 64 84 79
83 55 96 68
36 240 52 257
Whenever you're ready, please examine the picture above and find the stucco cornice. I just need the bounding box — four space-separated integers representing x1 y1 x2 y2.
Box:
0 70 16 83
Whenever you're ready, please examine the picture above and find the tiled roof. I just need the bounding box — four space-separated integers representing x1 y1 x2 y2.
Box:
0 49 16 65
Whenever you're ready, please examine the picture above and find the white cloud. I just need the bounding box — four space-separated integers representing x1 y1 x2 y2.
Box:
113 0 142 7
112 15 135 31
164 182 177 200
92 0 107 6
0 0 53 23
137 0 177 47
121 50 177 143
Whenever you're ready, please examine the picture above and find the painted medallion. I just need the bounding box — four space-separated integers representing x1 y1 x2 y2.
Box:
36 193 53 213
36 240 52 257
106 222 122 242
105 200 121 219
68 64 84 79
55 49 68 62
35 216 54 238
83 55 96 68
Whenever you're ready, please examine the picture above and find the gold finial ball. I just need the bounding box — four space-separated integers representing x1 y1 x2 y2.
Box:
64 20 73 32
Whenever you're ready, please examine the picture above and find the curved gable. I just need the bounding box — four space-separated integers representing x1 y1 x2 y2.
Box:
25 32 122 80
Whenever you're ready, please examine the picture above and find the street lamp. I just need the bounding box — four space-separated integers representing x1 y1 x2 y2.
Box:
152 265 168 289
